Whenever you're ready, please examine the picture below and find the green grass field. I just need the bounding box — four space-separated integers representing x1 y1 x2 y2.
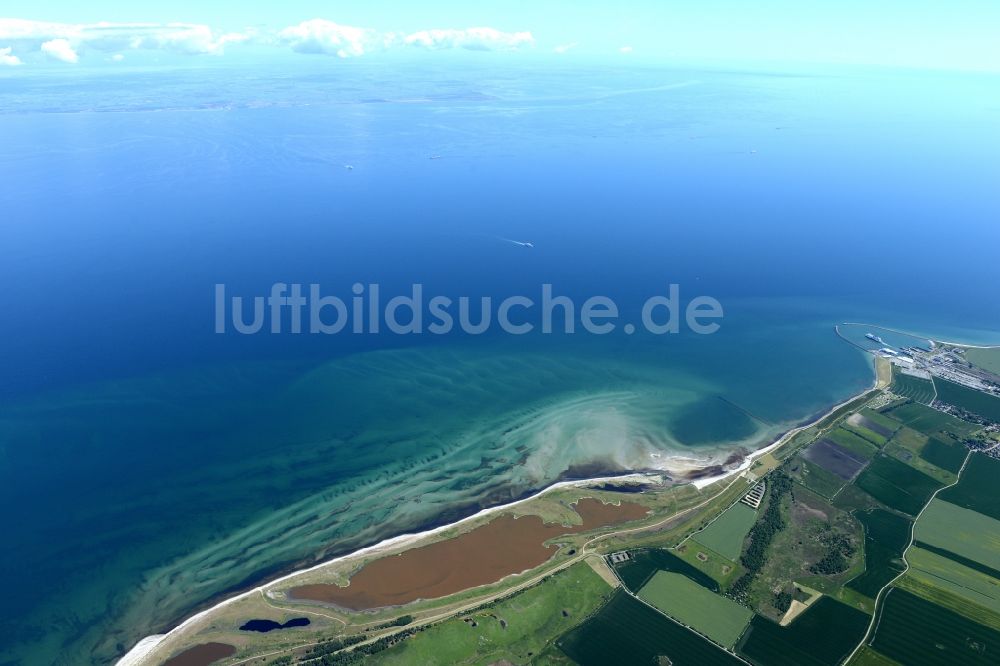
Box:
672 541 741 588
848 646 901 666
906 546 1000 615
896 573 1000 632
846 509 912 598
637 571 753 648
854 454 942 516
793 458 848 499
913 499 1000 571
885 401 980 438
691 501 757 561
612 548 719 593
830 482 880 513
859 409 902 436
891 370 935 405
887 425 927 453
842 423 888 447
965 347 1000 375
829 427 881 458
913 541 1000 582
938 453 1000 520
870 588 1000 666
879 424 959 484
920 436 968 474
934 378 1000 422
368 562 611 666
557 590 745 666
737 596 870 666
881 440 954 485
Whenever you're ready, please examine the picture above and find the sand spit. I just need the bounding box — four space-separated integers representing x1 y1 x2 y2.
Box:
116 472 657 665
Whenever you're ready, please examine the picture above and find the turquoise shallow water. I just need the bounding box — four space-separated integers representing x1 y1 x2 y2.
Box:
0 62 998 664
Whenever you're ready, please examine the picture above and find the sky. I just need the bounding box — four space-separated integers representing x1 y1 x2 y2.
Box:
1 1 999 72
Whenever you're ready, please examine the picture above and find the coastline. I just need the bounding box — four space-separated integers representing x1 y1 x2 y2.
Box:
118 363 879 666
690 374 877 490
116 471 658 666
840 321 1000 350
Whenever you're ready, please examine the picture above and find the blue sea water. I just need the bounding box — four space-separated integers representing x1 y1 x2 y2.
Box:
0 61 998 664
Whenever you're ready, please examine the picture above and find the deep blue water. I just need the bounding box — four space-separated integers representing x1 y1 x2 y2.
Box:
0 62 998 665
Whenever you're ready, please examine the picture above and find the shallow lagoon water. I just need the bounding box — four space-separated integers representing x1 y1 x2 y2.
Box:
1 62 998 664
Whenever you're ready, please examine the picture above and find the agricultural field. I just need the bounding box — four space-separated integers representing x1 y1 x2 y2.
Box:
913 499 1000 571
881 429 958 485
934 378 1000 422
918 436 968 474
830 426 882 457
895 573 1000 632
938 452 1000 520
803 439 869 480
612 548 719 593
690 501 758 561
846 509 912 598
965 346 1000 374
557 590 745 666
637 571 753 648
737 596 870 666
368 562 611 666
848 646 900 666
890 369 935 405
791 458 848 499
672 541 740 588
905 546 1000 615
911 541 1000 583
840 423 887 448
854 454 943 516
855 409 900 437
885 425 926 453
884 401 980 438
861 443 1000 666
831 483 881 513
869 588 1000 666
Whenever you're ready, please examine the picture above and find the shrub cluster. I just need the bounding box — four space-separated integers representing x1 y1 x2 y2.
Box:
728 471 793 602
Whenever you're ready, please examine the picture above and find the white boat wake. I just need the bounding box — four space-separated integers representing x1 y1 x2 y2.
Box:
498 237 534 248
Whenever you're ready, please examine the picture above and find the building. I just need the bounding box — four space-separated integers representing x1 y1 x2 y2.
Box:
741 481 766 509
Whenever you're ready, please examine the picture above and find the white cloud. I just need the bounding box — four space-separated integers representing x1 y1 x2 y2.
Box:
619 45 634 54
0 45 21 65
274 22 533 57
114 23 250 55
403 27 534 51
0 17 537 63
553 42 578 54
278 19 372 57
41 38 78 63
0 18 249 62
